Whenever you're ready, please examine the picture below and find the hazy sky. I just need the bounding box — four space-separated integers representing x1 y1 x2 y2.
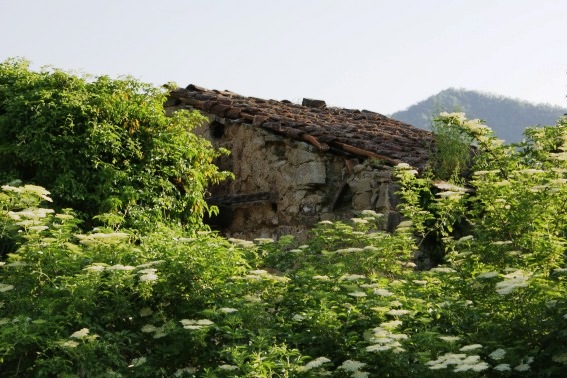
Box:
1 0 566 114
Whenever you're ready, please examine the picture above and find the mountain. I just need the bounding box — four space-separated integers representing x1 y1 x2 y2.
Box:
390 88 567 143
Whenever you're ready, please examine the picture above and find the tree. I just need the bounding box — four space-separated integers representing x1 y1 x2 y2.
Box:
0 58 231 230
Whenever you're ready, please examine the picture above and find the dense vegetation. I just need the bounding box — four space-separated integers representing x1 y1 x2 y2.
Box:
391 88 567 143
0 58 231 233
1 61 566 377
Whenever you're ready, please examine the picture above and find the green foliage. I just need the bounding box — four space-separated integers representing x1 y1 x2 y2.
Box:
429 114 474 180
1 60 566 376
0 58 232 230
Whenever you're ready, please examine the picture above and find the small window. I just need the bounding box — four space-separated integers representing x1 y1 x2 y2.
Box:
210 121 225 139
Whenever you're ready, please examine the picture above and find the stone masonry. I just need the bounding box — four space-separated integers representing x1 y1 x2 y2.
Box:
165 85 433 240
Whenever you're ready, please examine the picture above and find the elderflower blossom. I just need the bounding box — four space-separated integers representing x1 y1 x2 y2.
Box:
0 283 15 292
228 238 255 248
430 267 456 273
83 264 106 272
514 363 531 372
438 336 460 343
180 319 214 330
381 320 402 329
28 225 49 232
218 364 238 370
313 275 330 280
374 288 393 297
426 352 488 372
139 307 153 317
460 344 483 352
70 328 90 339
220 307 238 313
2 184 53 202
106 264 135 271
387 309 410 316
336 247 364 253
338 360 366 372
139 272 158 282
477 271 499 279
366 325 408 353
489 348 506 360
299 357 331 371
60 340 79 348
350 217 368 224
360 283 380 288
454 361 490 372
348 291 367 298
8 208 54 220
494 363 511 371
141 324 157 333
76 232 130 245
496 270 531 295
352 371 370 378
129 357 146 367
341 274 366 281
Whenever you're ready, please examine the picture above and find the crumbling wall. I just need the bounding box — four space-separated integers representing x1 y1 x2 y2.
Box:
165 103 403 240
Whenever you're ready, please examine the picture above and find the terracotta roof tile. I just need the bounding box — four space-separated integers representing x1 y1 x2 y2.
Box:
168 85 433 168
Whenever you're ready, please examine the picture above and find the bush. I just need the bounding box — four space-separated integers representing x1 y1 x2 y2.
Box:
1 60 566 376
0 58 231 230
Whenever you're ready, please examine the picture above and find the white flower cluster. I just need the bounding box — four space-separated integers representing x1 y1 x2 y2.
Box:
348 291 367 298
496 270 531 295
365 323 407 353
242 269 289 283
8 208 54 222
489 348 506 360
513 356 534 372
218 364 238 370
298 356 331 372
374 288 394 297
70 328 90 339
341 274 366 281
129 357 147 367
141 323 167 338
82 262 160 282
75 232 130 246
338 360 370 377
0 283 15 293
426 352 489 372
180 318 214 330
476 271 499 279
219 307 238 314
2 184 52 202
438 335 460 343
335 247 364 253
394 162 418 177
227 238 255 248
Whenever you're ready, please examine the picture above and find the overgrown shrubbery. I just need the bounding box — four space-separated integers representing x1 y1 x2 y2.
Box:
0 58 231 231
0 60 566 376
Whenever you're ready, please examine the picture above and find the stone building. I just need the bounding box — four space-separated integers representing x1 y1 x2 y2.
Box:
165 85 433 240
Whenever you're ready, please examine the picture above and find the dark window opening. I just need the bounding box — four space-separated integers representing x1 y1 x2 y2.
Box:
204 205 233 231
210 121 225 139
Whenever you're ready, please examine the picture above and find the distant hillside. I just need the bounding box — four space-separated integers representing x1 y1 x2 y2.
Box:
391 88 567 143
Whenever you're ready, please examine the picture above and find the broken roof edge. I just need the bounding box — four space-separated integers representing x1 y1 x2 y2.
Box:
167 84 433 169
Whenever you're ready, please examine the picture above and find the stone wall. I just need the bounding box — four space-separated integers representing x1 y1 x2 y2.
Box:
186 114 402 240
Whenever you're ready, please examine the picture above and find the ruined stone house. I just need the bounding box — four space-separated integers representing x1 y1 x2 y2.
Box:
165 85 433 240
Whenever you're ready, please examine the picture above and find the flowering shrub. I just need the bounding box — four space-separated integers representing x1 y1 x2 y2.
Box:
0 58 232 230
1 95 566 376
